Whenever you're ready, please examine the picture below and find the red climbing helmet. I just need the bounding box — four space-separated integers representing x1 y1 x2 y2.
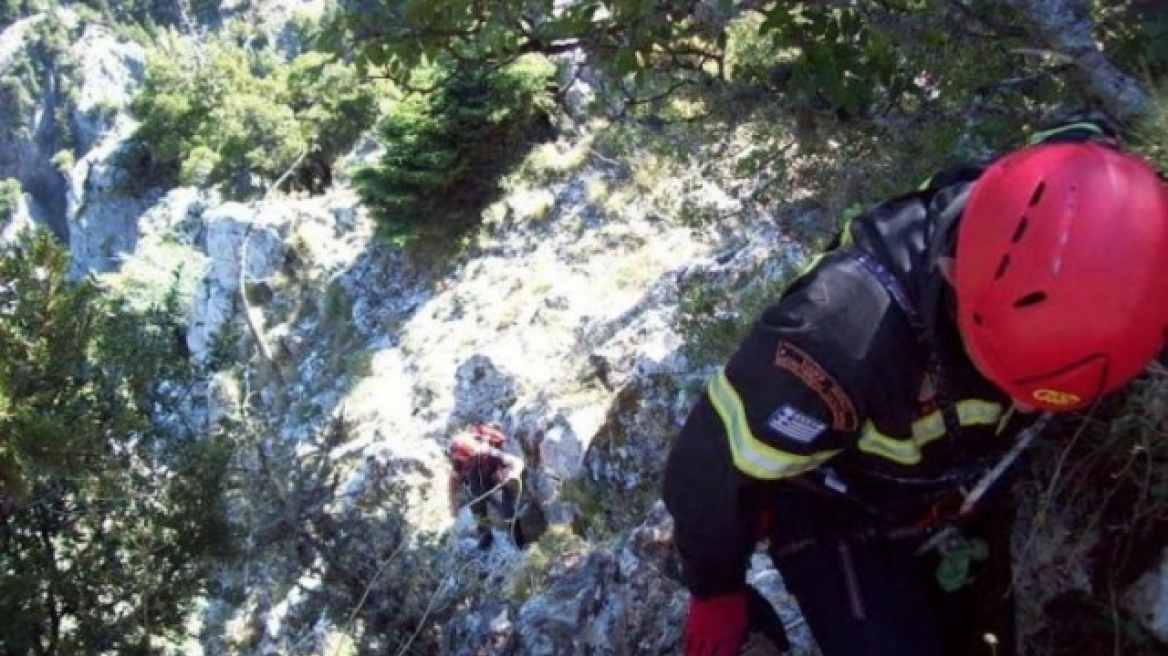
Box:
473 423 506 448
955 142 1168 412
451 433 482 464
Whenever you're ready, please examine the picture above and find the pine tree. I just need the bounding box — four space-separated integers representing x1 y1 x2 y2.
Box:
0 229 231 656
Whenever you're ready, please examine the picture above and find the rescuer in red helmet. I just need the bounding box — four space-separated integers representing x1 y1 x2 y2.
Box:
662 116 1168 656
449 423 527 551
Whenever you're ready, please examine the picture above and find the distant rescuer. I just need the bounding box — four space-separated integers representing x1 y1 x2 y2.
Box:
663 117 1168 656
449 423 528 551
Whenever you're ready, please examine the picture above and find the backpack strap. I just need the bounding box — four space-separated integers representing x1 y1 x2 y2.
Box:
843 248 961 436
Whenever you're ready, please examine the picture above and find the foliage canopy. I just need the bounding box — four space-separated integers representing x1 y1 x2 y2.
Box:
0 178 21 227
353 55 556 245
0 230 232 656
127 33 381 198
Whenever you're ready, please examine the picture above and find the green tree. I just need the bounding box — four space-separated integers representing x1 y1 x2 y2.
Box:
353 56 555 244
127 34 379 198
128 39 289 195
279 51 383 193
0 178 21 227
331 0 1159 134
76 0 218 29
0 0 39 29
0 230 231 656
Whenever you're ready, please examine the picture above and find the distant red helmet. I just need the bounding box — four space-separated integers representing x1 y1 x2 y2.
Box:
473 423 506 447
451 433 482 462
956 142 1168 412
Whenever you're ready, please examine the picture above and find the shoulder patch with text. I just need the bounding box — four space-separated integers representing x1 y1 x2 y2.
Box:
766 404 828 444
773 341 858 431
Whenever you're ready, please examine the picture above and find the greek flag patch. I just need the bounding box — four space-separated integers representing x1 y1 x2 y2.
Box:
766 405 827 444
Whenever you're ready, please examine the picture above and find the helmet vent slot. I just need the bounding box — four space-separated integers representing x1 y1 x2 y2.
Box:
994 255 1010 280
1013 291 1047 308
1028 182 1046 207
1011 217 1029 244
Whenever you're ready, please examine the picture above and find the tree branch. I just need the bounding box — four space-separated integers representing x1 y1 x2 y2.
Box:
996 0 1149 122
237 224 282 387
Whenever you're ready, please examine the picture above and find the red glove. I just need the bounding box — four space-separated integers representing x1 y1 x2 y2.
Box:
684 591 747 656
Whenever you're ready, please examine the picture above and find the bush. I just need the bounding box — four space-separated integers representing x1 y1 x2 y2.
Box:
49 148 73 175
0 0 38 29
1133 85 1168 175
1013 365 1168 655
207 90 306 192
506 525 586 602
1 20 79 148
127 34 380 198
677 256 802 370
1094 1 1168 81
77 0 217 29
314 499 456 656
214 410 474 656
281 50 382 193
0 178 22 226
354 56 556 246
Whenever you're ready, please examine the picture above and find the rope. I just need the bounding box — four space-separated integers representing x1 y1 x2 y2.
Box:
331 465 528 656
915 411 1052 555
456 469 527 548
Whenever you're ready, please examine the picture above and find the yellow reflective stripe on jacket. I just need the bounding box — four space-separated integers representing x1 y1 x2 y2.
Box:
797 251 827 277
1027 121 1104 145
857 399 1003 465
707 369 841 480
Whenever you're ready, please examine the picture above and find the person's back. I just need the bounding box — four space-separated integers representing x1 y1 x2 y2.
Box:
448 425 527 550
663 116 1168 656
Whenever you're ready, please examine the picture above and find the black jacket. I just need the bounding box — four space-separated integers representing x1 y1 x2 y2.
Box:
662 118 1116 598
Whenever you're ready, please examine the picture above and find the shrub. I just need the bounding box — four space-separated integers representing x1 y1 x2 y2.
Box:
49 148 73 175
127 34 379 198
506 525 586 602
77 0 216 29
676 256 802 370
0 0 38 29
0 178 22 226
219 412 473 656
1133 84 1168 175
354 56 557 246
206 90 306 192
281 50 382 193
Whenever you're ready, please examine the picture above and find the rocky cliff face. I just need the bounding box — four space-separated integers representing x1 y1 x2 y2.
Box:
4 6 1168 655
0 10 146 242
41 65 743 649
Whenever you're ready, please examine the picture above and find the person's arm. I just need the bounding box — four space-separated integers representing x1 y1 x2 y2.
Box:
448 474 461 515
478 445 524 482
499 449 525 481
664 351 861 655
664 261 871 656
663 336 860 597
